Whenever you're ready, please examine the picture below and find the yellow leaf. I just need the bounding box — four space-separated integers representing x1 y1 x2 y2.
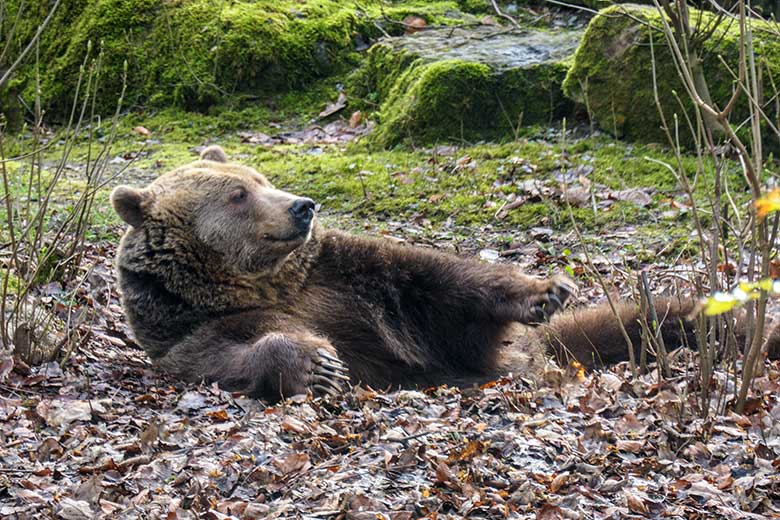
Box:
206 409 229 422
448 440 488 462
700 277 780 316
702 293 740 316
569 360 586 381
755 188 780 219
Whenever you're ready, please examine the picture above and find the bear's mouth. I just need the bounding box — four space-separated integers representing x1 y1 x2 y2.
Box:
263 229 309 243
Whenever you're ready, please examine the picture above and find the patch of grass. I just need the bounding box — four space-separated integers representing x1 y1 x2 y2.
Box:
5 105 751 250
0 158 123 244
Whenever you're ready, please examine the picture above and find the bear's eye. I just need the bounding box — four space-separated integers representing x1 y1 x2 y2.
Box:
228 188 248 204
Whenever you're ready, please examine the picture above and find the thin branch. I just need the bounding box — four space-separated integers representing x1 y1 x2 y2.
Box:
0 0 61 89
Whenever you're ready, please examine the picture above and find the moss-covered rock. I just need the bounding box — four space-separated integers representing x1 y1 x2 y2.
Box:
352 26 581 146
2 0 474 119
503 1 777 16
563 4 780 146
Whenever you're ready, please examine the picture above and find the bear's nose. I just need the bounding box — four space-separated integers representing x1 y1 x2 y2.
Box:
289 197 316 228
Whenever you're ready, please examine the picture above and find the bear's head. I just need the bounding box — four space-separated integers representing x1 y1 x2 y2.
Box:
110 146 316 276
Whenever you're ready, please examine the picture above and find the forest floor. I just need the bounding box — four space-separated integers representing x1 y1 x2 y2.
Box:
2 109 780 518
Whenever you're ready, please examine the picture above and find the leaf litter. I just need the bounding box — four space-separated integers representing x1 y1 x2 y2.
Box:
2 138 780 518
1 241 779 519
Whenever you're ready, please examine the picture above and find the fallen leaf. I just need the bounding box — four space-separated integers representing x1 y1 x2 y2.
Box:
349 111 362 128
132 126 151 137
616 439 645 453
239 131 275 145
319 92 347 118
206 409 230 422
37 399 104 428
611 188 653 207
562 186 589 207
281 416 309 434
770 257 780 279
273 452 311 475
403 15 427 34
536 503 565 520
625 492 648 514
448 440 487 462
57 498 94 520
549 472 569 493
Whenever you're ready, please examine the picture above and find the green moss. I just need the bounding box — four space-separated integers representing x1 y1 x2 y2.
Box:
563 4 780 147
3 0 475 120
354 29 578 147
373 59 495 145
236 135 727 232
349 42 420 108
456 0 491 13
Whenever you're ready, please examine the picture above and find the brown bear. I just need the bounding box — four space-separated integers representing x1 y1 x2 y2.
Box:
108 146 727 400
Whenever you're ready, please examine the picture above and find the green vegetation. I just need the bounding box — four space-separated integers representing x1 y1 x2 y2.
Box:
563 4 780 146
4 105 746 252
351 28 579 146
365 56 573 147
3 0 477 119
0 0 755 258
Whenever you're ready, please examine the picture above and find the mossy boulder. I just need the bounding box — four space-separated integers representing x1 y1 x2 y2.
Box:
503 1 777 15
353 26 582 146
562 4 780 146
1 0 475 120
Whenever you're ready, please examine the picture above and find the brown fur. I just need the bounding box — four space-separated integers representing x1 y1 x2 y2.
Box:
540 298 780 368
111 148 773 401
200 145 229 163
540 298 696 368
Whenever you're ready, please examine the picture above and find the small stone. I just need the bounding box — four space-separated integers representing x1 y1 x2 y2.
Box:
530 227 554 240
479 249 500 262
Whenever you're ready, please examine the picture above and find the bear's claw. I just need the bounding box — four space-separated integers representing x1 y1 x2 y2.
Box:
311 348 350 397
523 276 577 326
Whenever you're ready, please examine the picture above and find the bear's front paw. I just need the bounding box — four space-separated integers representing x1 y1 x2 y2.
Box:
308 348 351 397
519 275 577 325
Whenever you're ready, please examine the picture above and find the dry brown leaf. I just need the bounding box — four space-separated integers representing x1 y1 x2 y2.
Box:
349 111 362 128
536 503 565 520
319 92 347 118
448 440 487 462
403 15 427 34
625 492 648 514
770 258 780 279
434 461 459 489
273 452 311 475
281 416 310 434
549 472 569 493
717 474 734 490
616 439 645 453
206 409 229 422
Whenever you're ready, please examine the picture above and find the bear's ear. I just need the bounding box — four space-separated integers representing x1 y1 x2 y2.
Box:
200 145 228 163
111 186 151 228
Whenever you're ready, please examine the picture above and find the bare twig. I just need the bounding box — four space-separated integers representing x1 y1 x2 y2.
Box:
0 0 61 89
490 0 524 30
